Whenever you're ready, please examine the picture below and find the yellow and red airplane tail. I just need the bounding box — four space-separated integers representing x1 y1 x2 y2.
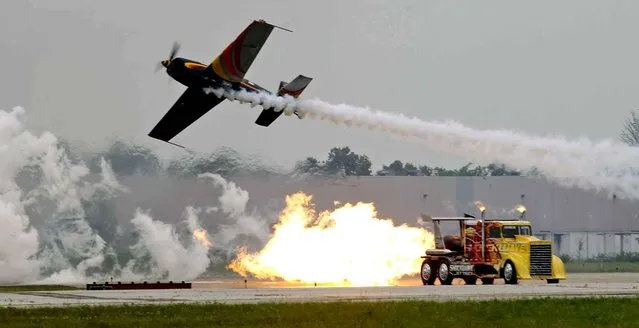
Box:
277 75 313 98
208 19 292 83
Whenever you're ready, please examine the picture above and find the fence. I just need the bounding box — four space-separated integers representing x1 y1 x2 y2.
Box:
535 231 639 261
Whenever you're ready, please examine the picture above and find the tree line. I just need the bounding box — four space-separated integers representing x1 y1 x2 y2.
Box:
292 146 522 177
86 141 524 178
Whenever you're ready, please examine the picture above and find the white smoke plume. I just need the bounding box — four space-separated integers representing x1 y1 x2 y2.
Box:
0 106 270 284
206 87 639 200
0 106 112 283
197 173 272 251
122 208 210 282
199 172 250 217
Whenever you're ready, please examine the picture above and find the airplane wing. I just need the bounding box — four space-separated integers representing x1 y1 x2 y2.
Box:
148 87 225 144
207 20 284 83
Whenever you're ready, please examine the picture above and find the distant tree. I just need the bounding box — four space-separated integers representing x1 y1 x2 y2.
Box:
377 160 404 175
324 147 356 175
457 163 521 176
354 155 373 176
484 163 521 176
419 165 434 176
404 163 418 172
457 163 482 176
620 109 639 146
324 146 372 176
294 146 371 176
379 161 521 176
296 149 524 177
377 160 419 176
293 157 324 175
432 166 459 176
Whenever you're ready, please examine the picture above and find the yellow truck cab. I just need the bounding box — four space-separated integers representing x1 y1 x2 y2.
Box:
419 207 566 285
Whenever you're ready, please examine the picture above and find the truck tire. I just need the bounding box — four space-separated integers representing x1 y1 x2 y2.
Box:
437 259 454 285
420 260 437 285
503 261 518 284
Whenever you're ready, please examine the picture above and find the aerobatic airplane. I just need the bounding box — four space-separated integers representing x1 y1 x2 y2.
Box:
148 19 312 146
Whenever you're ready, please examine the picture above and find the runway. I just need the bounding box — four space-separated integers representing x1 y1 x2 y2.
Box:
1 273 639 307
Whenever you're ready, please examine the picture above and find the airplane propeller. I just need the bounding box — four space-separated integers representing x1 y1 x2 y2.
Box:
168 41 180 60
155 42 180 73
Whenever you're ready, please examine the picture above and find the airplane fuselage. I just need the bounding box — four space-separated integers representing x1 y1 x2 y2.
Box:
164 57 271 96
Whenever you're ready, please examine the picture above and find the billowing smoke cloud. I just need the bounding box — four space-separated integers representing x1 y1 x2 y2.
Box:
208 87 639 200
199 173 271 245
0 106 274 284
121 208 210 282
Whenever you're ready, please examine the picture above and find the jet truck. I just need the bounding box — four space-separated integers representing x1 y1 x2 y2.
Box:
419 206 566 285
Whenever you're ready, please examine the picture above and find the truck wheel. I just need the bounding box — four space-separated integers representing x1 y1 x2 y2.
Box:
503 261 518 284
420 260 437 285
438 260 454 285
547 279 559 284
481 278 494 285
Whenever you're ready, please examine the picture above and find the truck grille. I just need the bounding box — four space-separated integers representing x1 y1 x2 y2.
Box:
530 244 552 276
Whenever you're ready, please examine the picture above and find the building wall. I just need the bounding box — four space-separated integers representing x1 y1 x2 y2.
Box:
232 175 639 233
118 174 639 259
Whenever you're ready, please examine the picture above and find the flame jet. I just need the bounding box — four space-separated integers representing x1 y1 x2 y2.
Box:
149 19 312 147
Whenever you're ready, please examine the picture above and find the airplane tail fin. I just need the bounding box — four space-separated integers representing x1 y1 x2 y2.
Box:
277 75 312 98
254 74 312 127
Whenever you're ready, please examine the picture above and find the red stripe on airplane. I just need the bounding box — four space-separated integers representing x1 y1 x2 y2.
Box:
233 30 247 75
223 27 249 80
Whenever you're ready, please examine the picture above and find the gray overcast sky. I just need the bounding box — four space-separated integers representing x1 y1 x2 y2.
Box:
3 0 639 170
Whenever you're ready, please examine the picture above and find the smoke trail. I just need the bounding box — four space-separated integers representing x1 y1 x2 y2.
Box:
205 87 639 200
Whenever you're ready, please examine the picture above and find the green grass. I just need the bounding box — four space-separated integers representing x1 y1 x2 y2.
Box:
565 261 639 273
1 297 639 327
0 285 80 292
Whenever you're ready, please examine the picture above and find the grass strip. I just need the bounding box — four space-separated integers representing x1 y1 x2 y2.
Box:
1 297 638 328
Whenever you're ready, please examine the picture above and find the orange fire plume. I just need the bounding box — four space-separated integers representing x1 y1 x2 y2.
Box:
228 192 435 286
